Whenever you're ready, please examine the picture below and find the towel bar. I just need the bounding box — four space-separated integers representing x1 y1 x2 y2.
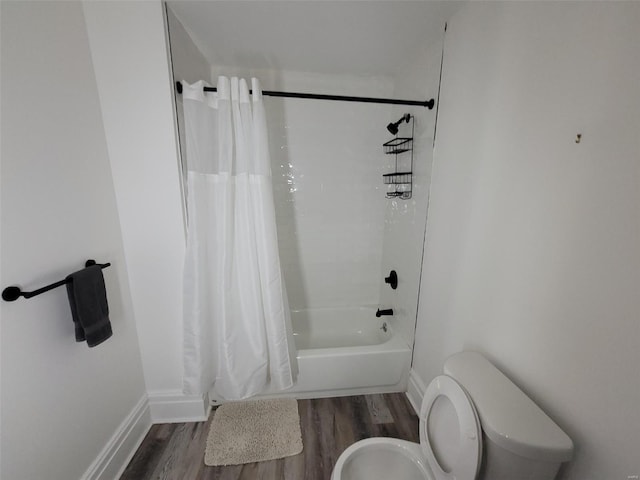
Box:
2 260 111 302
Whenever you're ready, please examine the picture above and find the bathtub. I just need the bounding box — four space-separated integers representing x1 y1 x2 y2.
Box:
285 307 412 398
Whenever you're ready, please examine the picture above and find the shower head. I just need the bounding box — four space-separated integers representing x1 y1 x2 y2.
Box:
386 113 411 135
386 122 400 136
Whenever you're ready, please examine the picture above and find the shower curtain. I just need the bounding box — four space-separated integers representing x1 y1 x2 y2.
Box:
181 77 297 400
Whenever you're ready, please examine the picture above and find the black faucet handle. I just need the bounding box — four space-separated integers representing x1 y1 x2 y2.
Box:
376 308 394 317
385 270 398 289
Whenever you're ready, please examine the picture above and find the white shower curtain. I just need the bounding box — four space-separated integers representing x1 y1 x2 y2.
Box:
181 77 297 400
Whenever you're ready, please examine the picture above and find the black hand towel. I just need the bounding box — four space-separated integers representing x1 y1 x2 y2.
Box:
66 265 112 347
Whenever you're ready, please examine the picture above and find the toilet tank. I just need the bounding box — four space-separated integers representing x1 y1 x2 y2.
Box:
443 352 573 480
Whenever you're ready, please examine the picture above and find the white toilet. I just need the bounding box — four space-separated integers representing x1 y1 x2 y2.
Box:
331 351 573 480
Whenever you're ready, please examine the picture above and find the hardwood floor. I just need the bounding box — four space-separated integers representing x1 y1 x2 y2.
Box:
120 393 419 480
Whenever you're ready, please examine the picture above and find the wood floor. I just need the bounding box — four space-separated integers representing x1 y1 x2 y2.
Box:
120 393 419 480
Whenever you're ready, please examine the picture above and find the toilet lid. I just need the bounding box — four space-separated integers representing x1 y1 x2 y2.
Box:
420 375 482 480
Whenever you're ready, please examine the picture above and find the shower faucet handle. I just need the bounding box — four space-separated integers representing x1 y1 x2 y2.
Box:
376 308 394 317
385 270 398 289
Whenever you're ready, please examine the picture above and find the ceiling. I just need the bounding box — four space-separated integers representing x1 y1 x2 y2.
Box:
167 1 461 77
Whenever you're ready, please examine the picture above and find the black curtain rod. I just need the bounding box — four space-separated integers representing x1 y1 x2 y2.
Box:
175 82 434 109
2 260 111 302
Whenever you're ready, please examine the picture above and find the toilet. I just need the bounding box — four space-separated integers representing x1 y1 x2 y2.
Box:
331 351 573 480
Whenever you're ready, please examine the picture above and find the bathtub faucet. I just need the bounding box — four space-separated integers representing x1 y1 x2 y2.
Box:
376 308 394 317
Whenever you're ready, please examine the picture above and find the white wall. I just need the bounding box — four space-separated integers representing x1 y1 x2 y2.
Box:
83 1 203 421
413 3 640 479
380 35 444 348
0 2 148 478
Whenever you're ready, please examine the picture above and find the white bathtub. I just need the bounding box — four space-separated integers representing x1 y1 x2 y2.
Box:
285 307 412 397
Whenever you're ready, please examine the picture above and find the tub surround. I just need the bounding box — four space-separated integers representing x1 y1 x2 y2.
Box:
261 71 393 311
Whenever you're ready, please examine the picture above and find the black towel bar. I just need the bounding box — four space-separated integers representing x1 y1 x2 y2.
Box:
2 260 111 302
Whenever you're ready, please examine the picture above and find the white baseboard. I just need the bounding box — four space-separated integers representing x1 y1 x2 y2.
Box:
81 394 151 480
406 368 427 414
147 390 208 423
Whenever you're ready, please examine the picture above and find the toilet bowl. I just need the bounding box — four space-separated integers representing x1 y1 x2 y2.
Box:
331 351 574 480
332 374 481 480
332 438 430 480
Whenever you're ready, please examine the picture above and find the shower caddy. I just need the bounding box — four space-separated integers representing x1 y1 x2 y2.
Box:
383 114 414 199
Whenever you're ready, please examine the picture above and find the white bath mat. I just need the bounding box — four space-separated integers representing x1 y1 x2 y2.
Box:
204 398 303 466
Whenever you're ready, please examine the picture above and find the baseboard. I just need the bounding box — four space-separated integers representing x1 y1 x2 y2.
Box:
147 389 208 423
406 368 427 414
81 394 152 480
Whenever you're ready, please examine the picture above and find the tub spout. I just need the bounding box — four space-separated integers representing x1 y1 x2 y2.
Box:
376 308 393 317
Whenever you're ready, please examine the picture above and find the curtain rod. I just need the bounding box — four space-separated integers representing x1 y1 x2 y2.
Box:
175 82 434 109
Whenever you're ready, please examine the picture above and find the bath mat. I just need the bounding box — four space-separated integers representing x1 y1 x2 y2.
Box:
204 398 303 466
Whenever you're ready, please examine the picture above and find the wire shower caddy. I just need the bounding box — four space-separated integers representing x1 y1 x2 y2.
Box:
382 115 414 199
